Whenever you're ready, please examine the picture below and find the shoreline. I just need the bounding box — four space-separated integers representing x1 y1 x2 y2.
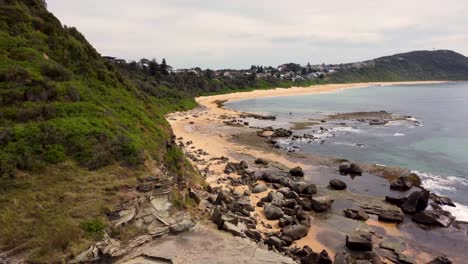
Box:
167 81 466 263
197 81 450 113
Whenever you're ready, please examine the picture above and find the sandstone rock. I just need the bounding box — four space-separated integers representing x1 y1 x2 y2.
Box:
222 221 245 237
169 218 195 234
282 224 309 240
252 183 268 193
265 236 284 249
264 204 284 220
430 193 456 207
255 158 269 165
310 196 334 212
346 232 373 251
329 179 347 190
244 229 262 241
290 166 304 177
378 210 404 223
390 176 413 191
385 196 407 207
343 209 369 221
272 128 293 138
340 163 363 175
291 182 317 196
348 163 363 174
412 209 455 228
401 190 429 214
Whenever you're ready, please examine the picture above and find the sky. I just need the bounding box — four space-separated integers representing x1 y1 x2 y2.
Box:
46 0 468 69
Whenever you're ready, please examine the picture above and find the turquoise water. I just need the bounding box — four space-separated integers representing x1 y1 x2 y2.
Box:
226 82 468 219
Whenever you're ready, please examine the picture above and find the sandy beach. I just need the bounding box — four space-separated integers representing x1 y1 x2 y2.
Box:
167 81 466 263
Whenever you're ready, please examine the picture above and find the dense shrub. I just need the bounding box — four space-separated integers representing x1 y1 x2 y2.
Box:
80 218 105 239
44 144 65 163
40 62 72 81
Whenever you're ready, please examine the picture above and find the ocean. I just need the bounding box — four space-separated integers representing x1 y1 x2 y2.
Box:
225 82 468 220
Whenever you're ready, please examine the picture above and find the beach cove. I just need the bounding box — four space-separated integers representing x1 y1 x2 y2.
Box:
167 81 467 263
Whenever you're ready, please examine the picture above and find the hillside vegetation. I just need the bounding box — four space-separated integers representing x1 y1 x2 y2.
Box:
329 50 468 83
0 0 194 261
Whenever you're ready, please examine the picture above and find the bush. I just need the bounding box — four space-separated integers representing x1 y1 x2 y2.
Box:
0 65 31 83
40 62 72 81
44 144 65 164
80 218 105 240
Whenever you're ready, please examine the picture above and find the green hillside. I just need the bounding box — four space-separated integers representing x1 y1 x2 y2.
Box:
0 0 195 261
329 50 468 83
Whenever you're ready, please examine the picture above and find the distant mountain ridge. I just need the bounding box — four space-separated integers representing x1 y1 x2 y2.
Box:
329 50 468 83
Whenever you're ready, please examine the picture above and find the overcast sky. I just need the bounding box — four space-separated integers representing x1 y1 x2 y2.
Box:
46 0 468 69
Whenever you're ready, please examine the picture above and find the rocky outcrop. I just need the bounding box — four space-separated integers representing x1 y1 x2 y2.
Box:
400 190 429 214
309 196 334 212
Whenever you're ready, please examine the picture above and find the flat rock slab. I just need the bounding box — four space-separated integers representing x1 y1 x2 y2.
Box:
118 224 295 264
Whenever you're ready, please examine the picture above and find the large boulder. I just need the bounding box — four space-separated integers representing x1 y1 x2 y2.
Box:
310 196 334 212
348 163 363 174
252 183 268 193
290 166 304 177
390 176 413 191
282 224 309 240
412 210 455 228
261 173 284 184
329 179 347 190
264 204 284 220
346 232 373 251
401 190 429 214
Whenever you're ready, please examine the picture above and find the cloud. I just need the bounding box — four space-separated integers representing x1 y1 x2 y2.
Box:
46 0 468 69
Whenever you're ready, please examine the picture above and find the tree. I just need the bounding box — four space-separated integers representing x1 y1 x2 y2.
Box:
148 59 159 76
301 67 307 75
161 58 169 75
205 69 214 79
